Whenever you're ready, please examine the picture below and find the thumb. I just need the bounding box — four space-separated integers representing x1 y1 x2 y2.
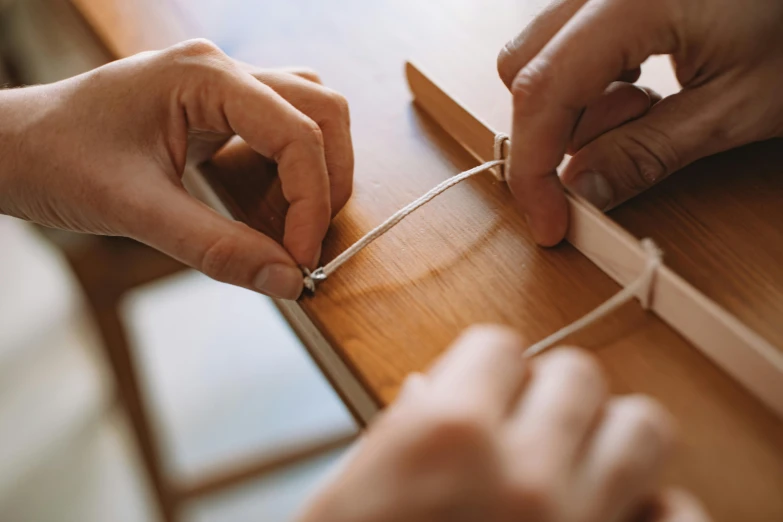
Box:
562 86 740 210
129 186 304 299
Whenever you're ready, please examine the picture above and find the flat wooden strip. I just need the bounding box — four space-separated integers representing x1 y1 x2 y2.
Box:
571 194 783 415
406 60 783 418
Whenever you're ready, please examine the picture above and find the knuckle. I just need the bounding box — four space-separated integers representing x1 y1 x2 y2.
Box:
297 117 325 148
543 347 604 388
174 38 224 59
510 59 554 111
199 235 243 283
621 395 676 448
167 39 232 74
496 43 517 87
613 125 680 192
322 89 351 124
598 397 677 492
296 68 322 84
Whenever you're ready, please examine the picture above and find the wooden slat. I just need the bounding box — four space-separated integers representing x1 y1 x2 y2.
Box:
175 431 357 501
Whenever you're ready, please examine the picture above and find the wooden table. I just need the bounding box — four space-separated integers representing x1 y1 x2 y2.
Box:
71 1 783 520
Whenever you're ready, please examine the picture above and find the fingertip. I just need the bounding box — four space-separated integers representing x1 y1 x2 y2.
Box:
535 346 605 383
518 174 570 247
397 372 429 402
496 42 517 88
528 215 567 247
506 136 570 246
282 185 330 269
654 489 711 521
458 323 528 349
283 223 326 271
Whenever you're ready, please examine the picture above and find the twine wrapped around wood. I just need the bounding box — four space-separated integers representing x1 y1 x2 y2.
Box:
523 239 662 357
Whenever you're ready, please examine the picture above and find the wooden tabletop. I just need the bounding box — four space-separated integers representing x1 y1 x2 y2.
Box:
70 1 783 520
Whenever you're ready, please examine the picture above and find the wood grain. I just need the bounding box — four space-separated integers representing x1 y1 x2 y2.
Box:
611 140 783 349
70 0 783 520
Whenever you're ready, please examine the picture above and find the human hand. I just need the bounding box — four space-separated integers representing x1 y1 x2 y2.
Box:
0 39 353 299
497 0 783 246
297 326 710 522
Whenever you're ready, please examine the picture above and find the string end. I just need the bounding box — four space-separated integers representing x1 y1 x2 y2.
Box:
302 266 328 293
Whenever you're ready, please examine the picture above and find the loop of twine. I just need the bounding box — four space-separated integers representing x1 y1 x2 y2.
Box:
492 133 510 181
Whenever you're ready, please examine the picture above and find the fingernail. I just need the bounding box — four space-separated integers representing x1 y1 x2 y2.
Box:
568 171 614 210
254 263 303 300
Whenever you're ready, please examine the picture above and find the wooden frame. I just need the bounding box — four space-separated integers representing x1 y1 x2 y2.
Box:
405 61 783 419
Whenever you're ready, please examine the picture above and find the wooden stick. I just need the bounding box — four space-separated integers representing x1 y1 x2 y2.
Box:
405 61 783 419
174 430 357 501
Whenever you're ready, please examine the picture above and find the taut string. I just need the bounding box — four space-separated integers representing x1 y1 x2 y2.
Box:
303 134 510 292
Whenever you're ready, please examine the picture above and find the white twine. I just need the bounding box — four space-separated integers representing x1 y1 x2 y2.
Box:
300 133 663 359
523 238 662 357
303 134 510 292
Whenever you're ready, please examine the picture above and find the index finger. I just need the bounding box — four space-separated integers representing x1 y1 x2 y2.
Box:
221 70 331 268
429 325 529 422
497 0 589 87
506 0 679 245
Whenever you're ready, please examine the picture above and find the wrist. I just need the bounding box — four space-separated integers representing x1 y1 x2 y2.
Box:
0 82 67 218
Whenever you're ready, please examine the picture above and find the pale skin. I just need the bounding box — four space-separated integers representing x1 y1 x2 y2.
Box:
296 327 709 522
3 0 777 517
0 39 354 300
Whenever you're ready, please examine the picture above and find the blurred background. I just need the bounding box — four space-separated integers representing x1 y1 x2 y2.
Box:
0 1 358 521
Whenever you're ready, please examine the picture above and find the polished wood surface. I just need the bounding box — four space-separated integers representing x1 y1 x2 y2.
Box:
70 1 783 520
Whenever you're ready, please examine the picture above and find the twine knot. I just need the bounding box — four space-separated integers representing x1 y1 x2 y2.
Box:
303 267 327 293
523 238 663 358
492 133 510 181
